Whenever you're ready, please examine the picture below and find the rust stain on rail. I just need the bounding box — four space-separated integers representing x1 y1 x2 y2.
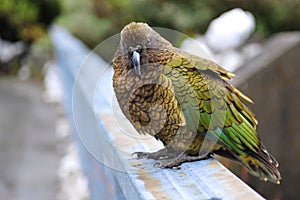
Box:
137 168 171 200
99 113 172 200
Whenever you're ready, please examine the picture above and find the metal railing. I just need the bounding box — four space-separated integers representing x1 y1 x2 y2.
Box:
50 26 264 200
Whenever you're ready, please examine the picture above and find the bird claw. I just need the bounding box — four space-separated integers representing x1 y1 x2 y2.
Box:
153 152 185 168
132 149 171 160
131 152 149 159
153 152 210 169
153 160 182 169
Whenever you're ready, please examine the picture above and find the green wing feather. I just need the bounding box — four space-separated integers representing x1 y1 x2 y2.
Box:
164 49 280 183
165 50 259 153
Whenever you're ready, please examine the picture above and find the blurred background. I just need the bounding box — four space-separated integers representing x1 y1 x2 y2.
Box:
1 0 299 199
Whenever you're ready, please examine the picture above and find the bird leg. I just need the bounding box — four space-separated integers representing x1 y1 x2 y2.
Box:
153 152 213 169
132 148 177 160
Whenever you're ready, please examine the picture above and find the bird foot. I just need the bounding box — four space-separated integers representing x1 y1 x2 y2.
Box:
153 152 212 169
132 148 172 160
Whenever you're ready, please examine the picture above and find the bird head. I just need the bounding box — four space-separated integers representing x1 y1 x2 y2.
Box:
117 22 172 79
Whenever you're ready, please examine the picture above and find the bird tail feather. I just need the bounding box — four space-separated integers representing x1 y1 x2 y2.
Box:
238 144 281 184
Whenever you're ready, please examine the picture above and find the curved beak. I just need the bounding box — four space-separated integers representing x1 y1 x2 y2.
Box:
131 50 141 79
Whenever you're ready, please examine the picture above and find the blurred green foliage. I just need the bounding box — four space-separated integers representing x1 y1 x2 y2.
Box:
0 0 60 74
57 0 300 49
1 0 299 75
56 0 113 48
0 0 60 42
2 0 298 49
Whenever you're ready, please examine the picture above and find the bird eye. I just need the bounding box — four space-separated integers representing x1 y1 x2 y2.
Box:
129 46 134 52
147 39 151 45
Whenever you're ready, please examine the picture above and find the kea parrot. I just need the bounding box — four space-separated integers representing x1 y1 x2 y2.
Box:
112 22 281 184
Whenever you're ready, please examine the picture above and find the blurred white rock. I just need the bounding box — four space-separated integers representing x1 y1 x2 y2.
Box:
180 36 214 60
0 38 24 63
205 8 255 52
180 8 258 72
43 61 90 200
214 50 244 72
241 43 263 61
43 61 63 103
18 65 31 80
56 144 90 200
